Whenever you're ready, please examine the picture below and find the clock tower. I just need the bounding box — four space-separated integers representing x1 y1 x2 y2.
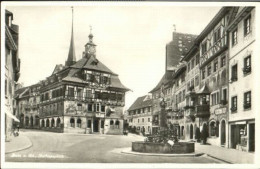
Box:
84 27 96 58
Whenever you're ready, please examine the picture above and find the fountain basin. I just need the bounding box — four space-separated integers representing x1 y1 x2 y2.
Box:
132 141 194 154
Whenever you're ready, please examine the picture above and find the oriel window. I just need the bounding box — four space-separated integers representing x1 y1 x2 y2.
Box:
244 14 251 36
202 68 206 79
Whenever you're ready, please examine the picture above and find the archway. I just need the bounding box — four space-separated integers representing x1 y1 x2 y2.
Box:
115 120 120 129
46 119 50 127
221 120 226 145
57 118 61 127
181 126 184 137
25 116 29 127
51 118 55 127
190 124 194 139
30 116 33 127
41 119 45 128
35 116 39 127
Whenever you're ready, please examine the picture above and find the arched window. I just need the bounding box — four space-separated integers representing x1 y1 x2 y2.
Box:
210 121 216 136
70 118 75 127
77 118 82 128
51 118 55 127
115 120 120 129
57 118 61 128
46 119 50 127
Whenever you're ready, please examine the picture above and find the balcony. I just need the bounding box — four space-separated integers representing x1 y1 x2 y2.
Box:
195 104 210 117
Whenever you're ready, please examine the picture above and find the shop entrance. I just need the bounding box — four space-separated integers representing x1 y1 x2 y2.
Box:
249 123 255 152
93 119 99 132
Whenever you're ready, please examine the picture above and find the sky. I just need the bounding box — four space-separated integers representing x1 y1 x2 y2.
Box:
6 4 221 109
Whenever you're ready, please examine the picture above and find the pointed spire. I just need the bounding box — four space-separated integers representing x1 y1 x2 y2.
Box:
66 6 76 66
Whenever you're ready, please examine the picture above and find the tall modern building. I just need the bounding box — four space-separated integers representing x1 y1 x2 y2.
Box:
5 9 21 141
38 8 129 134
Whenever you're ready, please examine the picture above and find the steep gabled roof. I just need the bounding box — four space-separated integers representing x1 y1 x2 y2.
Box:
109 75 130 91
149 70 174 93
14 87 29 99
128 95 153 111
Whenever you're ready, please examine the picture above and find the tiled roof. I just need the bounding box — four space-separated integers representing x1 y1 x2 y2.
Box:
166 32 197 71
14 87 28 99
149 70 174 93
62 76 88 84
128 95 153 111
109 75 130 91
70 56 115 75
52 64 65 75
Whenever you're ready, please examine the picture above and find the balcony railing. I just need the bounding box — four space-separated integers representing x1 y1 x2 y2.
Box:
195 104 210 117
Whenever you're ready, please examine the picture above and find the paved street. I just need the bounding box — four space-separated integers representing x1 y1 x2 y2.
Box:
5 130 222 163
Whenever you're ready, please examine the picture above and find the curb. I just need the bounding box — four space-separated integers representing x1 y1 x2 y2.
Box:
5 136 33 154
205 154 233 164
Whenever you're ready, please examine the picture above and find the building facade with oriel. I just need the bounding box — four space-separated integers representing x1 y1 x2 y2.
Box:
227 7 255 152
196 7 232 147
36 8 129 135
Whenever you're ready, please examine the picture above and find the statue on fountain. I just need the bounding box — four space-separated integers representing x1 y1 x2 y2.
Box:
145 96 179 145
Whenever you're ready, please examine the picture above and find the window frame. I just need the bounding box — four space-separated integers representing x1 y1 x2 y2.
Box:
244 14 251 36
231 96 237 113
232 28 238 46
244 91 251 109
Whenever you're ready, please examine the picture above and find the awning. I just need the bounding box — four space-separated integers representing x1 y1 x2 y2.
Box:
5 111 20 122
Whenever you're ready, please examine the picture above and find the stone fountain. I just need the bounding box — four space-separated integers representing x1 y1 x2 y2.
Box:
131 97 194 154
